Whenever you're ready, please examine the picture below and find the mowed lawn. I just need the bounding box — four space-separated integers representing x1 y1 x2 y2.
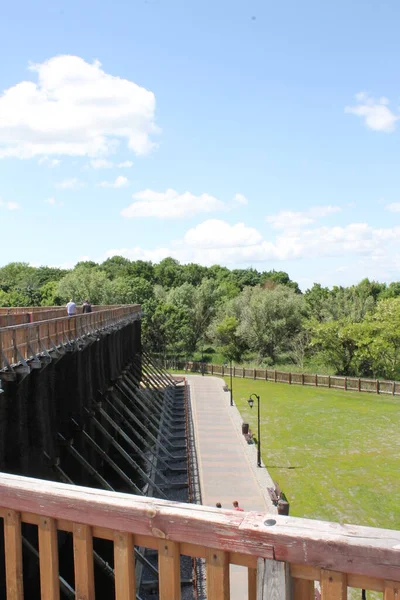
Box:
223 377 400 530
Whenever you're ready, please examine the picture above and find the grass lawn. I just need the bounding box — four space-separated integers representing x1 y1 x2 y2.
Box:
218 377 400 530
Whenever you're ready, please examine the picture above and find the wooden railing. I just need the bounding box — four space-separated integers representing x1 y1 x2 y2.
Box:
0 305 141 369
0 472 399 599
170 361 400 396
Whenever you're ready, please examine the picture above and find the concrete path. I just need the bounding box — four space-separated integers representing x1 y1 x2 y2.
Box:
187 375 276 600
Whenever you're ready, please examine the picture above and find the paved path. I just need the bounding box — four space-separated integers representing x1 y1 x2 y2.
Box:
187 375 276 600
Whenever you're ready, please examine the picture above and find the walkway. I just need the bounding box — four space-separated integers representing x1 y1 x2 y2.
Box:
187 375 276 600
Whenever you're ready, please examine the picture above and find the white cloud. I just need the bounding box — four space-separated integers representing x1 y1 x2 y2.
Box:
45 197 63 206
0 55 158 159
90 159 114 169
118 160 133 168
99 175 129 188
267 205 341 230
183 219 262 248
385 202 400 213
0 200 20 210
121 188 225 219
233 193 248 205
38 156 61 167
106 218 400 271
55 178 85 190
345 93 399 132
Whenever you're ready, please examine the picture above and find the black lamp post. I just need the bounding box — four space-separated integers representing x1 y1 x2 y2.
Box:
230 359 233 406
248 393 261 467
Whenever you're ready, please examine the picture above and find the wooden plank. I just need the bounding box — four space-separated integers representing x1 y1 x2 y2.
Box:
4 509 24 600
290 563 320 581
38 516 60 600
384 581 400 600
158 540 181 600
114 531 136 600
73 523 95 600
292 577 314 600
321 569 347 600
1 473 400 581
257 558 289 600
206 548 229 600
248 567 257 600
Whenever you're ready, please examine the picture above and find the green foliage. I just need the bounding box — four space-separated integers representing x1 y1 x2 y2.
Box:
235 285 304 362
4 255 400 379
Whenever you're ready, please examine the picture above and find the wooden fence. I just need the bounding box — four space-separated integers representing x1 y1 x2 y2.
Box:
0 305 141 370
0 471 399 599
167 361 400 396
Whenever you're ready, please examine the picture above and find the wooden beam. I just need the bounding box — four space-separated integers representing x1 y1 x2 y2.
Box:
73 523 95 600
384 581 400 600
321 569 347 600
292 577 315 600
114 531 136 600
1 473 400 581
206 548 229 600
4 510 24 600
248 567 257 600
38 516 60 600
257 558 289 600
158 540 181 600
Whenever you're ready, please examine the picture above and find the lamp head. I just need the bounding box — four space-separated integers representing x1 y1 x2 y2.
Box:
248 397 254 409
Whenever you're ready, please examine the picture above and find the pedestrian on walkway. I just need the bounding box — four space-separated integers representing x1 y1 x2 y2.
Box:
233 500 244 511
216 502 222 508
66 299 77 316
82 299 92 313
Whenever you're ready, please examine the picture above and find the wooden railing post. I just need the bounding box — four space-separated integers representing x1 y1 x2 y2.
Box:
114 532 136 600
377 379 380 394
158 540 181 600
38 517 60 600
73 523 95 600
257 558 290 600
206 548 229 600
4 510 24 600
321 569 347 600
248 567 257 600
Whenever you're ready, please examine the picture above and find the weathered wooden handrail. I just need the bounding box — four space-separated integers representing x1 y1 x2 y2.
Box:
0 305 141 369
0 472 399 599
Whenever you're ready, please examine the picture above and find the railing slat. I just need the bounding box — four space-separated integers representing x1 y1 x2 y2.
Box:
206 548 229 600
114 531 136 600
248 567 257 600
321 569 347 600
292 577 315 600
384 581 400 600
4 509 24 600
38 516 60 600
73 523 95 600
257 558 289 600
158 540 181 600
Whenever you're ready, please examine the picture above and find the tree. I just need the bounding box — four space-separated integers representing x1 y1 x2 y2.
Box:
108 277 154 305
353 298 400 379
309 320 358 375
154 258 183 288
209 316 246 363
236 285 304 362
57 269 112 305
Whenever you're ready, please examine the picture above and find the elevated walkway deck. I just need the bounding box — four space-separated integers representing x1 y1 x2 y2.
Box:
187 375 276 599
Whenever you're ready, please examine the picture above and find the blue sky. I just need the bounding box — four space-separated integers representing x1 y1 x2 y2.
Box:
1 0 400 289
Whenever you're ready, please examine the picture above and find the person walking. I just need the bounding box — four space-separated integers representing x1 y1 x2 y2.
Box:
66 299 77 316
82 300 92 313
216 502 222 508
233 500 244 511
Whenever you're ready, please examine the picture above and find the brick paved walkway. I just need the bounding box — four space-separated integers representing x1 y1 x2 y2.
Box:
187 375 275 599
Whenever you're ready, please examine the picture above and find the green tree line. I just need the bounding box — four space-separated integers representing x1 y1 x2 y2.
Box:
1 257 400 380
